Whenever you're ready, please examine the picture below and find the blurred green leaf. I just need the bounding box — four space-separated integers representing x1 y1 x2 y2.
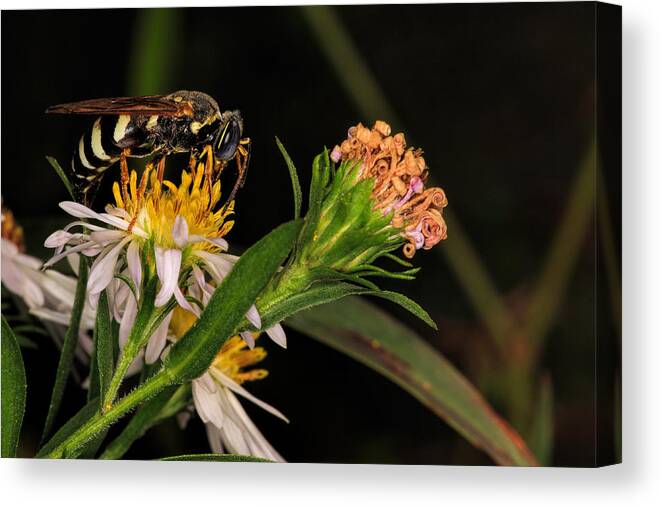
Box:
287 297 538 466
160 453 272 463
41 260 89 443
127 9 179 95
1 317 27 457
528 374 553 466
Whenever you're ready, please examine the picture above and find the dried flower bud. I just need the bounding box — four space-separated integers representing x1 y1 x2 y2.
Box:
1 204 25 252
333 120 448 257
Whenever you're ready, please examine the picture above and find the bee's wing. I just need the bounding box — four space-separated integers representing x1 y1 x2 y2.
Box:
45 95 194 117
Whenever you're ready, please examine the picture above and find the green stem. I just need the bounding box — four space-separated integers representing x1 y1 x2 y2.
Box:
45 368 174 459
102 276 158 411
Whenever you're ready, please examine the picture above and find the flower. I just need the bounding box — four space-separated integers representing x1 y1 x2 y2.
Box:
171 308 287 461
43 160 278 352
1 203 94 361
331 120 448 258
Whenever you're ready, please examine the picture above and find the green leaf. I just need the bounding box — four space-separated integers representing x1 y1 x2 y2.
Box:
41 259 89 443
100 385 181 460
95 291 114 405
37 398 99 458
1 317 27 457
160 453 273 462
165 219 302 382
46 156 75 200
287 297 538 466
275 137 302 219
528 374 553 466
262 281 435 331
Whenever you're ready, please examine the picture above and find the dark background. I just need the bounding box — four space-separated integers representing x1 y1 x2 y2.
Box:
1 3 621 466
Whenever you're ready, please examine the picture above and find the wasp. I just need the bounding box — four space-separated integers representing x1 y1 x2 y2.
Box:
46 90 251 205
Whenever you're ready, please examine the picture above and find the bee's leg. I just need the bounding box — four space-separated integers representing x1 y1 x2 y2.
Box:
188 151 198 171
154 155 166 182
224 137 251 207
202 145 215 192
120 149 131 203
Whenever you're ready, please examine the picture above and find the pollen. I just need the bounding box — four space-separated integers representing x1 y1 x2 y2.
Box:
110 160 234 250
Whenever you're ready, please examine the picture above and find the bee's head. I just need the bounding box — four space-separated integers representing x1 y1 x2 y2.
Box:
213 110 243 161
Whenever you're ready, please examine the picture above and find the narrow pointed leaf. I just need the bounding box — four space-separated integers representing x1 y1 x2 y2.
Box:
46 156 75 200
160 453 272 462
276 137 302 219
287 296 538 466
1 317 27 457
41 260 89 442
37 397 99 458
262 281 435 330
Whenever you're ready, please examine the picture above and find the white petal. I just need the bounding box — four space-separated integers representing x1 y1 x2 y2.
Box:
118 294 138 347
59 201 130 230
174 286 199 316
90 229 127 244
145 310 173 364
240 331 255 349
209 368 289 423
126 240 142 293
43 240 100 268
87 236 131 295
192 374 225 429
67 252 80 275
246 304 261 328
189 235 229 251
44 230 73 248
154 247 182 307
265 323 287 349
205 423 224 453
172 215 189 248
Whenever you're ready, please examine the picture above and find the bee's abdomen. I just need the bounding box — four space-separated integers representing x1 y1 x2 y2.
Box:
71 115 133 195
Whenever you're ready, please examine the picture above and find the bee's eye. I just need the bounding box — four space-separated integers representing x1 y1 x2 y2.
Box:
214 119 241 161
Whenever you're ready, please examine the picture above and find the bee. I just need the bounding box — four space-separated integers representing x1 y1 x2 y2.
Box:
46 90 251 205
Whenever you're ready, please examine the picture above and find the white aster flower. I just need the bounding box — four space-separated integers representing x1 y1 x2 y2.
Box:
169 308 287 462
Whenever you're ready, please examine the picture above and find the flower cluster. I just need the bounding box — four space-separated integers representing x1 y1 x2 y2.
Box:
171 308 286 461
331 121 448 258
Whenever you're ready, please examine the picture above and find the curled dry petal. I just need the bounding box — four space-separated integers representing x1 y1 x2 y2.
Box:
333 120 448 257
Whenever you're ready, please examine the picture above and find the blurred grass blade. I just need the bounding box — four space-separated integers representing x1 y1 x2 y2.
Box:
276 137 302 219
41 260 89 443
287 297 538 466
46 156 75 200
127 9 179 95
524 145 597 346
160 453 272 462
1 317 27 457
528 374 553 466
37 397 99 458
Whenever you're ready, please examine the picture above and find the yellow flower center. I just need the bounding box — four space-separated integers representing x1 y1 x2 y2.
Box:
111 162 234 250
169 306 268 384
